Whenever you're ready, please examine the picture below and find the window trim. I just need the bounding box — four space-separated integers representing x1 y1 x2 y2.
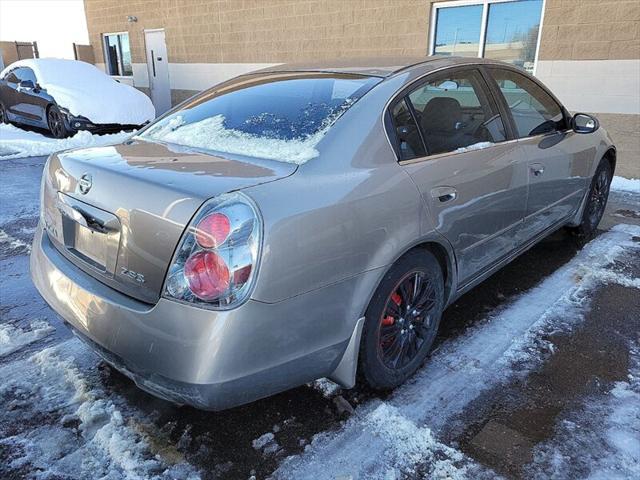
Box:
428 0 547 75
385 64 512 164
102 31 132 77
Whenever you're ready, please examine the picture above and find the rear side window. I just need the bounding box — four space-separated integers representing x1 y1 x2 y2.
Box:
488 68 566 138
390 99 427 161
3 70 19 83
406 69 506 156
141 74 381 164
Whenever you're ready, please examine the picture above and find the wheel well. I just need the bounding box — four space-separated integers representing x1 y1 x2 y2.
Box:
603 148 616 173
411 241 454 303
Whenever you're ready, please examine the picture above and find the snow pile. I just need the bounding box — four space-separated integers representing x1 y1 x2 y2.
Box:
311 378 341 398
526 342 640 479
0 320 53 357
0 339 201 479
275 224 640 479
0 58 155 124
611 176 640 194
143 114 326 164
454 142 494 154
0 123 131 159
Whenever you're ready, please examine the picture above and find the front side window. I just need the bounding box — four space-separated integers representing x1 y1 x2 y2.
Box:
15 67 37 84
406 70 506 156
103 32 132 76
432 0 544 74
489 68 566 138
139 74 381 164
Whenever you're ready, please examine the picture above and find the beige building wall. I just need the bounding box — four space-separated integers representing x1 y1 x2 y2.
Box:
84 0 638 177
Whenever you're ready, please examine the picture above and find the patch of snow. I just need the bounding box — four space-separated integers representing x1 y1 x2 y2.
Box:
0 123 132 160
526 342 640 479
454 141 494 153
0 339 201 479
142 114 326 164
0 320 53 357
252 432 280 455
274 224 640 479
1 58 155 124
311 378 341 398
0 228 32 254
611 176 640 194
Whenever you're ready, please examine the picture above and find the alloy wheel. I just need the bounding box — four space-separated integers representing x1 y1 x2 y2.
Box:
587 168 610 228
377 270 437 369
47 109 65 138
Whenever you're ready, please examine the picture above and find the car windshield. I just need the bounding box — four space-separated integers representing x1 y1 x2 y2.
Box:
138 73 381 164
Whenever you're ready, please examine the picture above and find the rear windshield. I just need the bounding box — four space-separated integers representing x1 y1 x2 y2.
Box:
139 74 381 164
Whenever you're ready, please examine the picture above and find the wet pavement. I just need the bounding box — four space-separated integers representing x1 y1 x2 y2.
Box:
1 154 639 479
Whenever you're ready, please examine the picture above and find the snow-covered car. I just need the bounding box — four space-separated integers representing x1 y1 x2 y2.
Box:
30 57 615 410
0 58 154 138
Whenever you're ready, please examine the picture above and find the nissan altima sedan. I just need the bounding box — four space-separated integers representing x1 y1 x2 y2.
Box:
31 57 615 410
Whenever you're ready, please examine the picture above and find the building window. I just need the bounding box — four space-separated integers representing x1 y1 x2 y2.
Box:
431 0 544 74
103 32 132 76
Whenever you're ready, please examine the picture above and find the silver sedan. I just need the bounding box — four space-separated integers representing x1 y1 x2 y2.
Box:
31 56 615 410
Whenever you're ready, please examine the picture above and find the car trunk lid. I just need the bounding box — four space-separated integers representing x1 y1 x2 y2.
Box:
42 139 296 303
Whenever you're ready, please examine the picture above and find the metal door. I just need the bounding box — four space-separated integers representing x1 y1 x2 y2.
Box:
144 29 171 115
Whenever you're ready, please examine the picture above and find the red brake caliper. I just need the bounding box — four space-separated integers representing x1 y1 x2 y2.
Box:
381 292 402 327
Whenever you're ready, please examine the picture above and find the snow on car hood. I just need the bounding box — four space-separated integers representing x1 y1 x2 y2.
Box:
1 59 155 125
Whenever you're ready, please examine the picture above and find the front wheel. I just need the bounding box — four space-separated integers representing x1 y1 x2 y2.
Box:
0 103 8 124
359 250 444 390
570 159 612 238
47 105 70 139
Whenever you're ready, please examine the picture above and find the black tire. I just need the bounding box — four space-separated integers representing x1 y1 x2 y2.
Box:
0 103 7 124
359 249 445 390
570 159 612 238
47 105 70 139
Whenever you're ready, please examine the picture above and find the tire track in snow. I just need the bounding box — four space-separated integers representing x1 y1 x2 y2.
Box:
274 224 640 480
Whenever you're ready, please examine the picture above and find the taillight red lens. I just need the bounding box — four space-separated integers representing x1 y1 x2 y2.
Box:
195 212 230 249
184 250 230 300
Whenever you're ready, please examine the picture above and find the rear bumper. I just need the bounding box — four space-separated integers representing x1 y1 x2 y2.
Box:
30 224 354 410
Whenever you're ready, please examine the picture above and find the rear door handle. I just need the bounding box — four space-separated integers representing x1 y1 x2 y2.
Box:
431 186 458 203
530 164 545 177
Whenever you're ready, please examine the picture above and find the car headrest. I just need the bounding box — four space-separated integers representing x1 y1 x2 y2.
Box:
421 97 462 132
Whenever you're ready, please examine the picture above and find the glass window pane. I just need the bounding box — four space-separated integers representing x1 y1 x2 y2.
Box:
489 68 565 138
119 33 133 76
434 5 483 57
408 70 506 156
140 75 380 162
390 99 427 161
484 0 544 73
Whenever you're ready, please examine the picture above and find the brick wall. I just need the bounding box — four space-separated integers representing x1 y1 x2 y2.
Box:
539 0 640 61
84 0 431 65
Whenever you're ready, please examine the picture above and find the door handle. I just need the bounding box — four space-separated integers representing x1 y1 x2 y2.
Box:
530 164 545 177
431 186 458 203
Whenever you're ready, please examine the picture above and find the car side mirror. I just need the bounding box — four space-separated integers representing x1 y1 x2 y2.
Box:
572 113 599 134
18 79 35 90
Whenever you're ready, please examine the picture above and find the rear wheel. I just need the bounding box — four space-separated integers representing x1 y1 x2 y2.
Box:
0 103 7 124
570 159 612 238
47 105 69 139
359 250 444 390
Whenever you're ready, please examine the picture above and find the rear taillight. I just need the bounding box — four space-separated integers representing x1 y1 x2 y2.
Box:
163 192 262 309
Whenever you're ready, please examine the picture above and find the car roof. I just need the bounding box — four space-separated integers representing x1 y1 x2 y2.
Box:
256 56 510 78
